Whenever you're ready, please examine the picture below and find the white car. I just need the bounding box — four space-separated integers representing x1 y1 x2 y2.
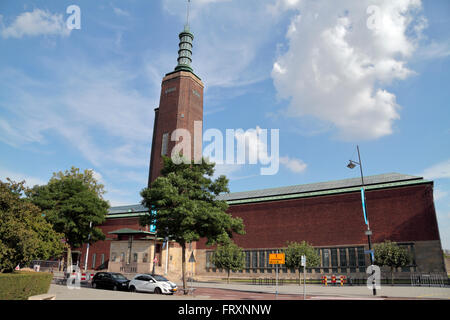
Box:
128 274 177 295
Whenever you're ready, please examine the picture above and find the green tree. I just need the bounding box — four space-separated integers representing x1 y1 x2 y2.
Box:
27 168 109 271
140 156 245 294
284 241 321 285
211 242 245 284
0 179 65 273
374 240 410 285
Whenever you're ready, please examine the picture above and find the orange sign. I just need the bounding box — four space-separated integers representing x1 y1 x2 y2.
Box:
269 253 285 265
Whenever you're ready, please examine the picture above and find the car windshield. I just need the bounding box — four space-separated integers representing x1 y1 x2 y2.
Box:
111 273 127 280
152 275 169 282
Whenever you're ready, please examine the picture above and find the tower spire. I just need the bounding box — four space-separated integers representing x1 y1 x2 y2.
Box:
186 0 190 29
175 0 194 73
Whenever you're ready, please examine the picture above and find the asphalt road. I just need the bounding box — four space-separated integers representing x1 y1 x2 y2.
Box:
46 282 450 300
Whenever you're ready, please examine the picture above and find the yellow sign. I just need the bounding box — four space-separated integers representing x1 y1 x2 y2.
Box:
269 253 285 265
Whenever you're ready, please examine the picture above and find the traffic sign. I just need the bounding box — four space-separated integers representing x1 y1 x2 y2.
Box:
301 255 306 267
188 252 196 263
269 253 285 265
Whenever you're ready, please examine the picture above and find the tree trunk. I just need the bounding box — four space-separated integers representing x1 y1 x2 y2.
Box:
181 243 187 295
298 268 301 286
67 246 72 273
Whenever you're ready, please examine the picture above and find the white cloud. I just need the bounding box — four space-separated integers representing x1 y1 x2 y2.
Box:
113 7 130 17
1 8 70 39
421 159 450 180
0 60 155 171
280 156 307 173
271 0 426 140
434 189 448 201
0 168 47 187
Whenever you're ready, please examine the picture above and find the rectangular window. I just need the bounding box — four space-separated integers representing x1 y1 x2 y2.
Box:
133 253 138 263
101 254 105 266
143 253 148 263
92 253 96 269
322 249 330 267
161 133 169 156
348 248 356 267
245 251 250 270
331 248 338 267
357 247 366 272
259 251 265 272
111 252 117 262
339 248 347 267
251 251 258 269
120 252 125 262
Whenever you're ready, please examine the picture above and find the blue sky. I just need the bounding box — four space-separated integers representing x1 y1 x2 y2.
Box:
0 0 449 249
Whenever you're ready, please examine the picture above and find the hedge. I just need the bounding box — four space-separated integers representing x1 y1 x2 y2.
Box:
0 271 53 300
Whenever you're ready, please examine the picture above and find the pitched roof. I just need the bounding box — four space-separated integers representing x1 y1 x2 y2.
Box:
216 172 424 202
106 172 429 215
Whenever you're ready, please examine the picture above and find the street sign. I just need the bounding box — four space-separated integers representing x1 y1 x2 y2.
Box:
301 255 306 267
269 253 285 265
188 252 196 263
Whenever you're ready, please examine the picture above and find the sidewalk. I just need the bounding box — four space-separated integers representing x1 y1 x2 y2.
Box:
184 281 450 300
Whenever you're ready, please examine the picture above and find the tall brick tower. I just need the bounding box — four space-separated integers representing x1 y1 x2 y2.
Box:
148 21 204 186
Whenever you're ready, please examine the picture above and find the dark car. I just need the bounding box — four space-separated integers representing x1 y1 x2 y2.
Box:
91 272 130 291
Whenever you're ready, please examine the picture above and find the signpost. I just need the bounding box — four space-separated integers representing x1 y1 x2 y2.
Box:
301 255 306 299
269 253 285 298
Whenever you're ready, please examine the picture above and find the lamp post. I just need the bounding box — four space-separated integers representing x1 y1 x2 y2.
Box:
347 145 376 296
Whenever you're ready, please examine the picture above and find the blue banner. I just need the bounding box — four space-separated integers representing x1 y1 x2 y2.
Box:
361 188 368 225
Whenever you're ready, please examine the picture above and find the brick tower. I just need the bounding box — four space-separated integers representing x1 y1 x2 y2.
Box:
148 23 204 186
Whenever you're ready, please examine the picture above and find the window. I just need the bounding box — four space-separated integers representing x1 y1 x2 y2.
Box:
339 248 347 267
251 251 258 269
348 248 356 267
331 248 338 272
143 253 148 263
120 252 125 262
259 251 265 272
92 253 96 269
322 249 330 267
161 133 169 156
357 247 366 272
111 252 117 262
206 251 215 269
133 253 138 263
245 251 250 271
331 248 338 267
101 254 105 266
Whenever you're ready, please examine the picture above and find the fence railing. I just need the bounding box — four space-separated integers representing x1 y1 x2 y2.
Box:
410 273 448 287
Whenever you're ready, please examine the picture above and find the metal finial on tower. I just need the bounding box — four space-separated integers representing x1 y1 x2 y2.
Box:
186 0 191 29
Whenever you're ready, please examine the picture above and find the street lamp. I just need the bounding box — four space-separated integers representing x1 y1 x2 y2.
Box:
347 145 377 296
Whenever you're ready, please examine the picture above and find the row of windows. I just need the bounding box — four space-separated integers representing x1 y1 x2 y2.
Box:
111 252 149 263
206 244 416 272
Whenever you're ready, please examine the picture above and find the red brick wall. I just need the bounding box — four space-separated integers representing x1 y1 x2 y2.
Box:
197 183 440 249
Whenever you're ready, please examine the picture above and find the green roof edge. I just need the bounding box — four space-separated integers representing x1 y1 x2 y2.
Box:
225 179 432 205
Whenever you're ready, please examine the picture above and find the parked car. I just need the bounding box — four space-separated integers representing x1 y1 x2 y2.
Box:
128 274 177 294
91 272 130 291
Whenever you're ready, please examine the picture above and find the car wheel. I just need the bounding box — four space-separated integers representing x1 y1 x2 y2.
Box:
92 282 97 289
113 285 118 291
129 286 136 293
154 287 162 294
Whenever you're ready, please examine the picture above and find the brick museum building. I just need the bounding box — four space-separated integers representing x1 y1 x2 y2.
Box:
74 22 446 281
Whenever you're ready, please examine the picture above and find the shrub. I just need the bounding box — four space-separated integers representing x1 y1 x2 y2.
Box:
0 271 53 300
